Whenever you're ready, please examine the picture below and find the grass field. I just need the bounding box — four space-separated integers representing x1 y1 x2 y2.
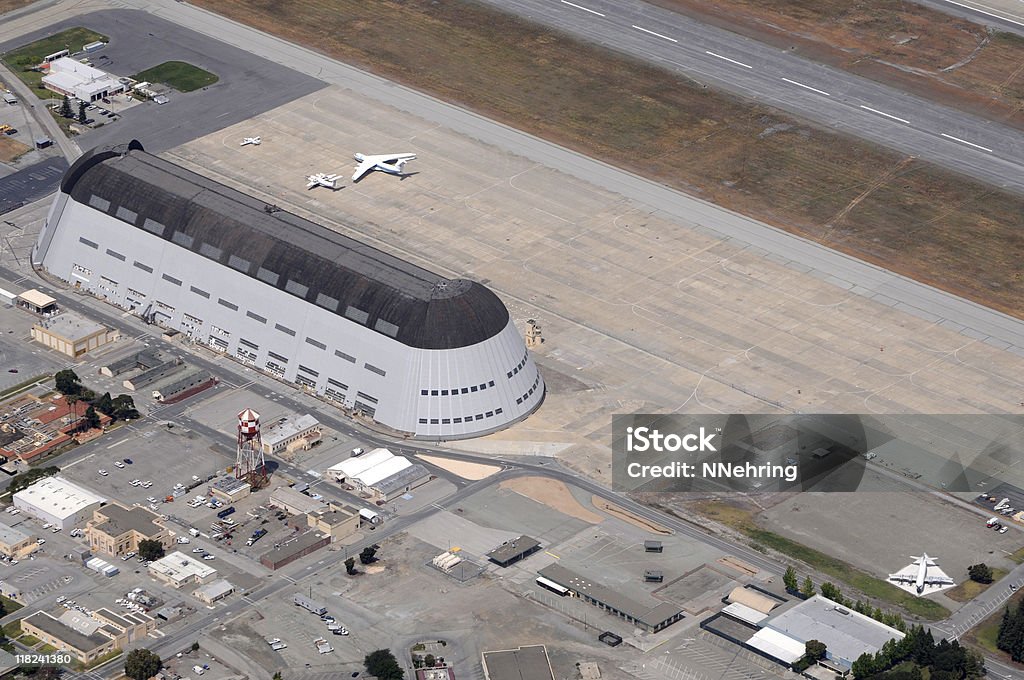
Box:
0 0 33 14
651 0 1024 127
0 136 31 163
945 568 1008 602
1 27 108 98
188 0 1024 319
1012 547 1024 564
965 589 1023 657
0 594 22 614
693 500 950 620
133 61 218 92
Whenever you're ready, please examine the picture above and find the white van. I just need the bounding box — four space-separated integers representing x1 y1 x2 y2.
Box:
192 666 205 676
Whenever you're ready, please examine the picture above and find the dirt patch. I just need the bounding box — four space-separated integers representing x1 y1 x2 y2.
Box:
717 556 759 576
0 0 33 14
499 476 603 523
0 137 31 163
592 497 672 534
419 454 500 480
364 564 386 575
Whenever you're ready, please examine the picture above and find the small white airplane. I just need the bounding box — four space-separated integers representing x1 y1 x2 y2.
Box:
306 173 342 190
352 152 417 181
240 137 261 147
888 554 955 594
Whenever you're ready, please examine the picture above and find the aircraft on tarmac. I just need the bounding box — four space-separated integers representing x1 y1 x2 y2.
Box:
352 152 417 181
306 173 342 190
887 554 955 594
240 137 261 146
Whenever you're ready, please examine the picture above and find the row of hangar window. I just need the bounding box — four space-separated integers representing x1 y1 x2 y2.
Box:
420 381 495 397
418 407 504 426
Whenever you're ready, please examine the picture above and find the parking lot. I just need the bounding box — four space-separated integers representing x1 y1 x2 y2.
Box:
0 301 65 395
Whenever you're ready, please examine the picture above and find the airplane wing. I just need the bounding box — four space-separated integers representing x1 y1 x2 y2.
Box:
923 576 955 585
306 178 318 189
887 574 915 583
352 159 376 181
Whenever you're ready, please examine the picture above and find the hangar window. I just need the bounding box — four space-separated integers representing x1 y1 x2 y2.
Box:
78 237 98 249
488 380 495 387
162 274 182 287
127 287 146 298
171 231 194 248
507 371 513 379
199 242 223 259
305 337 327 350
88 195 110 211
275 323 295 336
373 319 399 338
256 267 279 286
334 350 356 363
267 351 288 363
431 390 439 396
183 313 203 326
470 386 478 393
106 248 126 261
285 279 309 297
441 390 448 396
190 286 210 298
239 338 258 350
218 298 239 311
298 365 319 377
461 388 469 394
246 311 267 324
421 390 428 396
364 363 386 377
486 411 494 418
327 378 348 390
344 306 369 325
355 391 378 404
430 419 439 425
442 419 451 424
142 218 165 236
155 300 175 312
453 417 463 423
133 261 153 273
316 293 339 312
478 383 486 390
115 206 137 223
475 414 484 421
418 419 428 425
495 408 503 414
228 255 251 273
516 397 523 404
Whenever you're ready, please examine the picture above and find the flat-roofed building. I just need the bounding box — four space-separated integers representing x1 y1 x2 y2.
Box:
0 522 36 559
41 57 126 102
194 579 234 604
262 414 321 455
148 551 217 588
260 530 329 570
482 645 554 680
21 607 154 664
15 289 57 315
486 536 540 567
86 502 169 557
209 476 251 504
13 476 106 530
306 503 360 542
30 312 119 358
269 486 326 516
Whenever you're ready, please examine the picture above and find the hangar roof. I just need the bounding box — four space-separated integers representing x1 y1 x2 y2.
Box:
61 141 510 350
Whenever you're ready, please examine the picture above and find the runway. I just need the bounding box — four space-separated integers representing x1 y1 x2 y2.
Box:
473 0 1024 195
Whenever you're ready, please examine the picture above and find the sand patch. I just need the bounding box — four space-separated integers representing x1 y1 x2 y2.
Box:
592 498 673 535
500 476 603 524
419 455 500 480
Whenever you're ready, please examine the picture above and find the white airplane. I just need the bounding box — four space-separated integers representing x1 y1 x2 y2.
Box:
887 554 954 594
352 152 417 181
306 173 342 190
240 137 261 147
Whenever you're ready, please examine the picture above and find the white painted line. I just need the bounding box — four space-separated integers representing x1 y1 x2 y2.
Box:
62 453 95 469
705 50 752 69
560 0 604 16
781 77 830 96
940 0 1024 28
106 439 128 449
940 132 993 153
859 105 910 125
632 25 678 43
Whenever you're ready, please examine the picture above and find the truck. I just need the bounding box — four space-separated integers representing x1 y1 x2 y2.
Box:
247 529 267 546
293 594 327 616
216 507 235 519
189 527 201 537
2 93 17 105
987 517 1000 528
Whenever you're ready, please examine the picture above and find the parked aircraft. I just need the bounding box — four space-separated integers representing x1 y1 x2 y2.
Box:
888 554 954 594
241 137 261 146
352 152 416 181
306 173 342 190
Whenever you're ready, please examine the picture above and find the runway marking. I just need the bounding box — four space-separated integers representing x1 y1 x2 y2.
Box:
560 0 605 16
780 77 830 96
632 25 678 43
939 0 1024 28
859 105 910 124
940 132 993 153
106 439 128 449
705 51 752 69
545 550 560 559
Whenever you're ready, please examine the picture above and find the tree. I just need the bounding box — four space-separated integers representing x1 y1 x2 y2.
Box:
968 563 994 584
77 100 87 124
138 539 165 561
111 394 140 421
804 640 826 661
95 391 114 416
345 557 357 575
819 581 840 601
799 575 814 597
59 95 73 119
191 641 199 652
124 648 162 680
365 649 403 680
424 654 436 668
55 368 82 395
272 673 282 680
359 545 378 565
783 566 797 592
83 405 101 430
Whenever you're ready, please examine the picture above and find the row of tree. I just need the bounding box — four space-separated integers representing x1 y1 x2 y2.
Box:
8 466 59 495
782 566 906 632
345 545 380 575
55 369 140 428
997 597 1024 662
851 625 984 679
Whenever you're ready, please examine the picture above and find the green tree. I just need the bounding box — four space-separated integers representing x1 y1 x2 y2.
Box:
138 539 165 561
111 394 140 421
95 391 114 416
423 654 436 668
783 566 797 591
59 95 72 119
55 368 81 395
968 563 994 583
819 581 840 601
359 545 378 565
365 649 403 680
804 640 826 661
345 557 356 575
191 641 199 652
272 673 282 680
124 648 162 680
800 575 814 597
83 405 101 430
77 101 87 124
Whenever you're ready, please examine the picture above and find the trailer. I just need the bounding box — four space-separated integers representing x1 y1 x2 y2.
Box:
293 594 327 615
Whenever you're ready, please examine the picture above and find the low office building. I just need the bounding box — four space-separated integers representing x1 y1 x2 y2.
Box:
326 447 431 502
537 563 684 633
482 646 555 680
30 312 119 358
86 502 169 557
260 530 329 570
269 485 326 516
209 476 251 504
193 579 234 604
21 608 154 664
41 57 126 102
151 369 216 403
261 414 322 456
307 503 360 542
148 551 217 588
486 536 541 567
13 476 107 530
0 522 36 559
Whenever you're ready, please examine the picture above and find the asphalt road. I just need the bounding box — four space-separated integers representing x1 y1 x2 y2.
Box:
474 0 1024 196
0 157 67 216
924 0 1024 35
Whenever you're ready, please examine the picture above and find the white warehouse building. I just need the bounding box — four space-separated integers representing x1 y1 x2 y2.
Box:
34 141 545 439
13 476 107 530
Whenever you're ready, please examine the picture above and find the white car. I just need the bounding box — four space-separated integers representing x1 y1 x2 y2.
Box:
98 469 108 476
176 537 190 544
9 509 19 515
36 538 45 545
142 481 152 488
129 479 141 486
51 526 61 533
192 547 204 553
202 554 215 561
114 461 125 468
42 523 52 530
146 497 157 504
192 475 200 481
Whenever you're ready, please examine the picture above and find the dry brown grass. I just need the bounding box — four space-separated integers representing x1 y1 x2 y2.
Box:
0 0 34 14
0 136 31 163
189 0 1024 317
651 0 1024 126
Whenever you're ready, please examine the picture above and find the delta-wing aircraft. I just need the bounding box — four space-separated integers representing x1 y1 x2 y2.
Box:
241 137 261 146
306 173 342 190
352 152 417 181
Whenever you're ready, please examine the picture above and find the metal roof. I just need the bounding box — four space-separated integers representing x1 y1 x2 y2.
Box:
487 536 540 564
60 141 510 350
91 502 164 538
482 646 554 680
537 563 683 629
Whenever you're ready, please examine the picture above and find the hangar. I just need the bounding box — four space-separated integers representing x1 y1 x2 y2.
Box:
13 476 107 530
34 141 544 439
